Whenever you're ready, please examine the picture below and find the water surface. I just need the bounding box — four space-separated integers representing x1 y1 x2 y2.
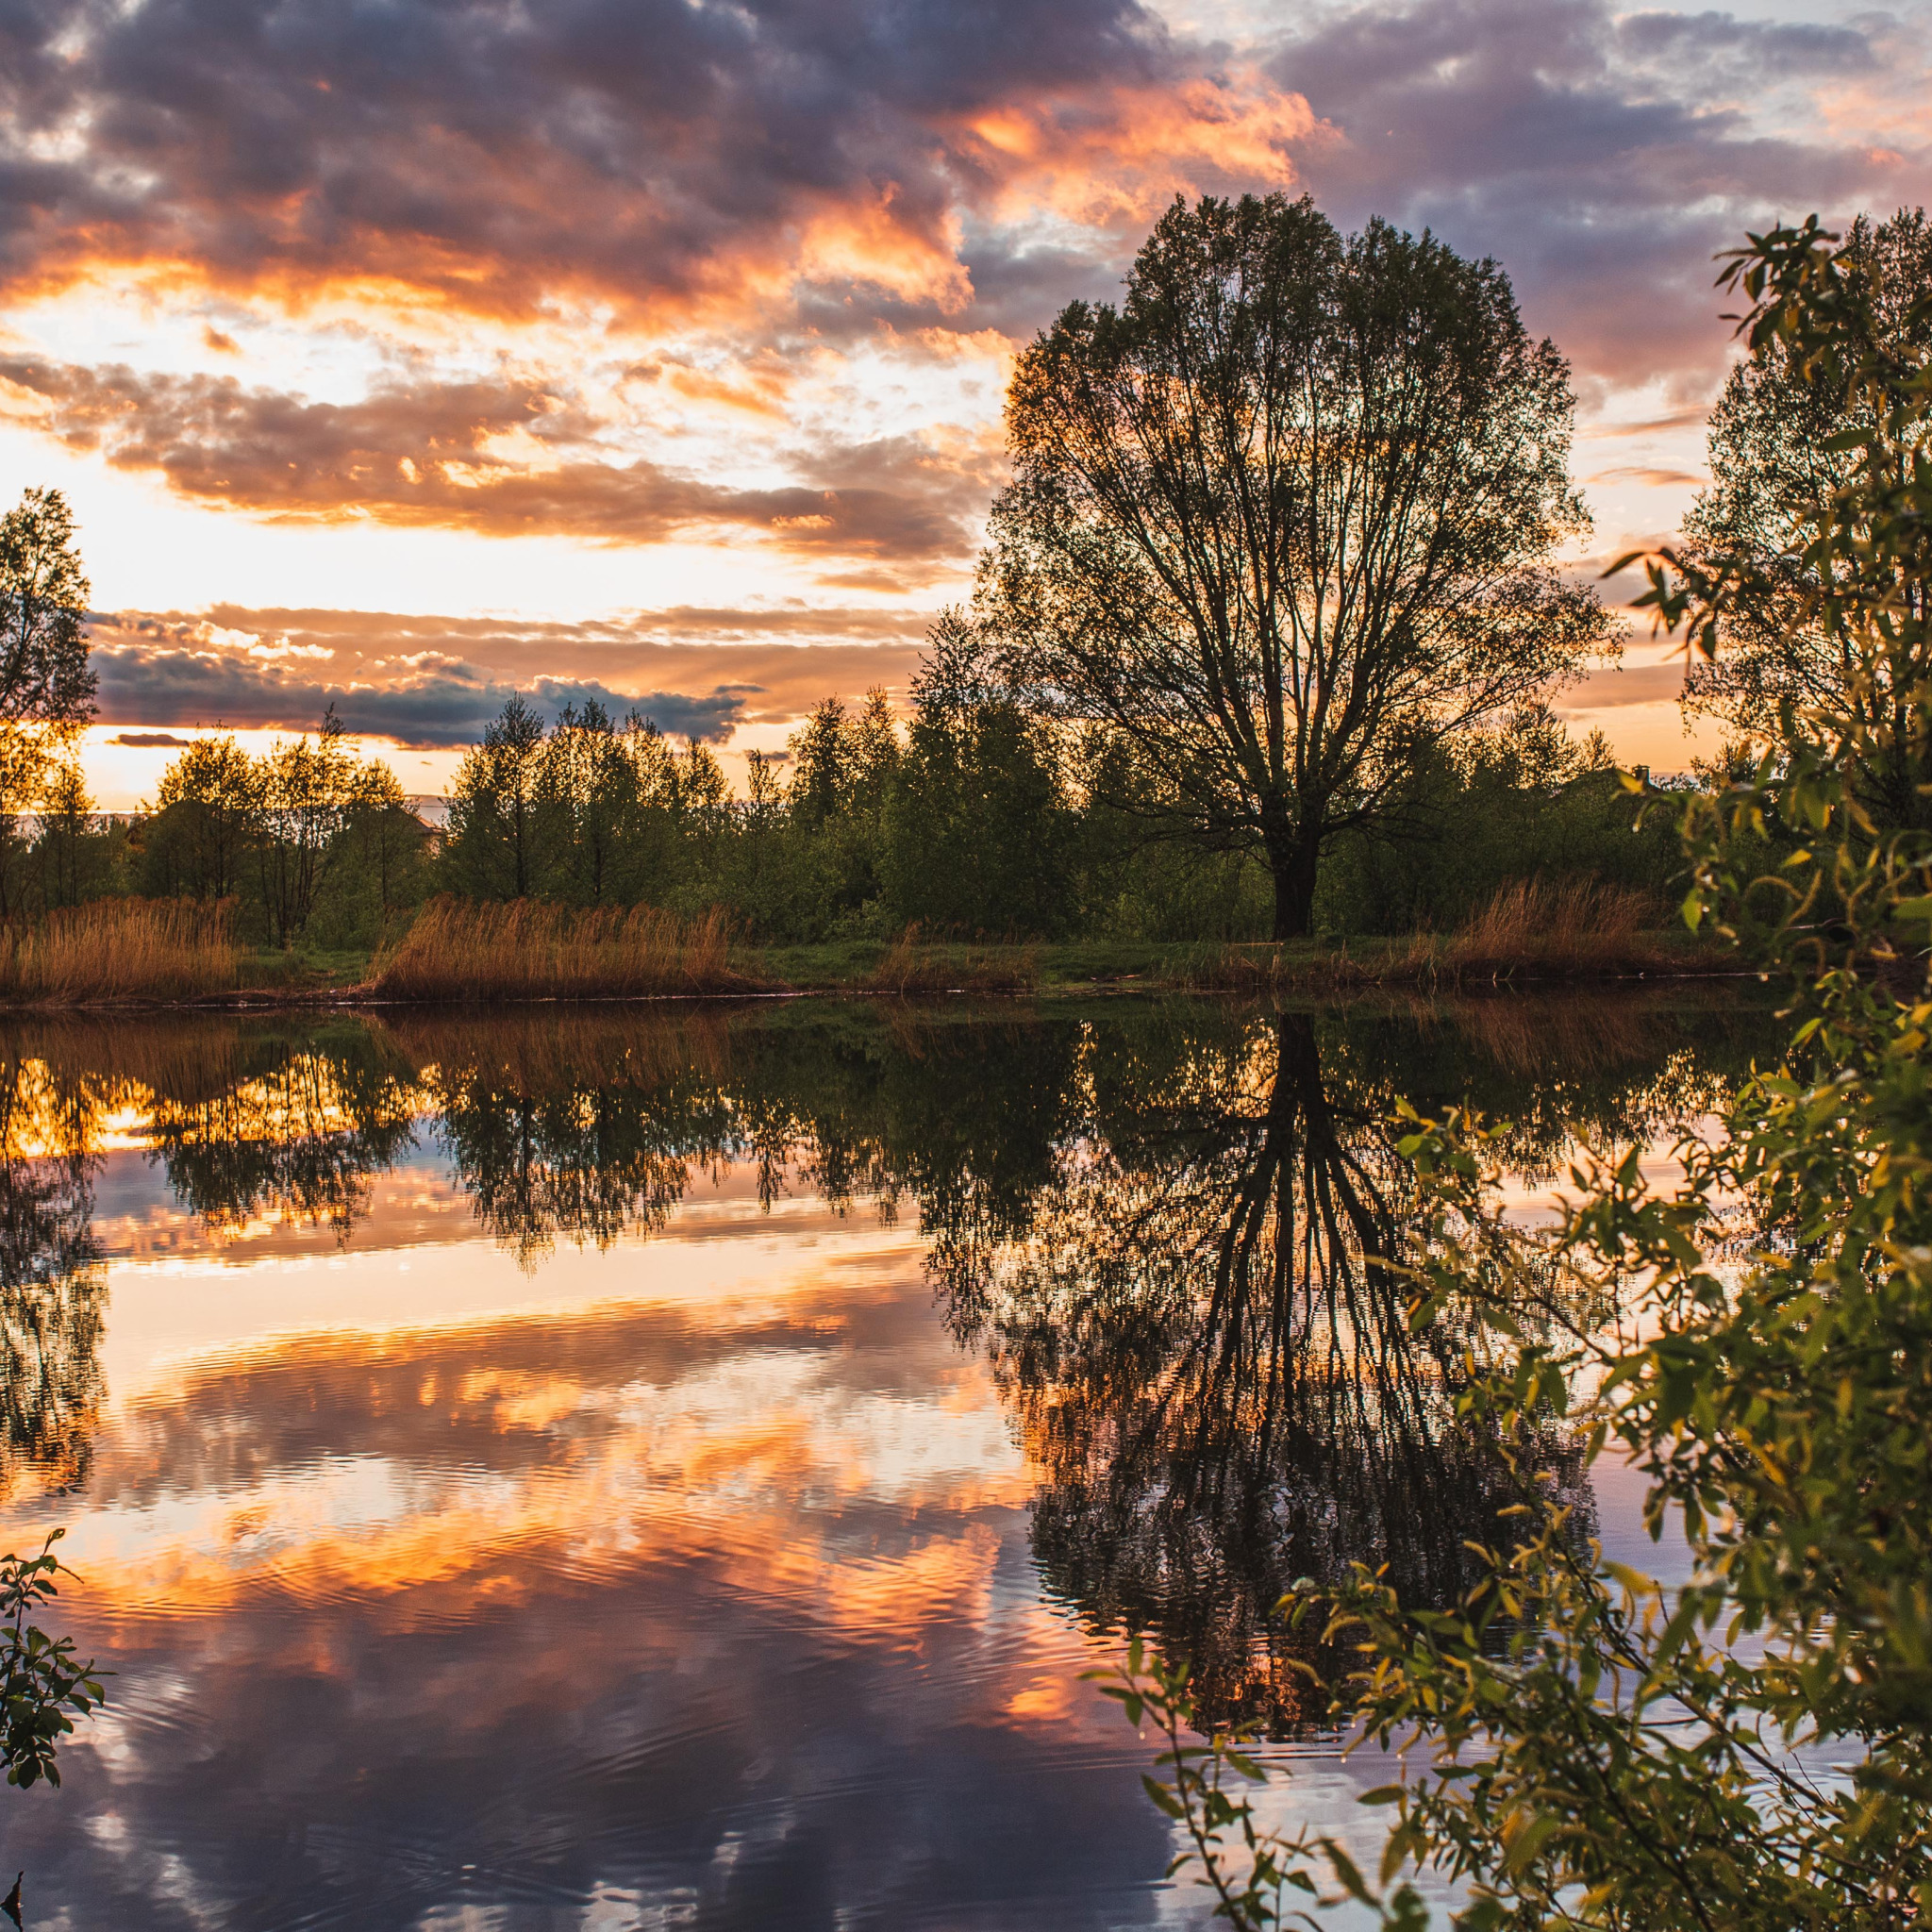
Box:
0 994 1769 1929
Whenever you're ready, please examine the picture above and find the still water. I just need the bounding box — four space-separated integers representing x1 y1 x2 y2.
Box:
0 993 1767 1930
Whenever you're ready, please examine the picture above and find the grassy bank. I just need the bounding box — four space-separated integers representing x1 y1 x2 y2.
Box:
0 882 1734 1008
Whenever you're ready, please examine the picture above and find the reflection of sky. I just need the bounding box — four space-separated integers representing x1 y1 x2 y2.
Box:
0 1145 1422 1929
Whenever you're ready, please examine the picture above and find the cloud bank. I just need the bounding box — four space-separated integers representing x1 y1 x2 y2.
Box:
85 606 932 746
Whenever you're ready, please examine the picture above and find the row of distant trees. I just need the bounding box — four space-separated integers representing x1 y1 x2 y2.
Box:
0 675 1672 952
1 196 1924 950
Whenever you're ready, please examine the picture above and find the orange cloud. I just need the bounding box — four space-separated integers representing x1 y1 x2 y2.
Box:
962 69 1318 230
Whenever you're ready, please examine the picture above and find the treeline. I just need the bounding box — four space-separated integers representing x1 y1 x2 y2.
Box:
5 676 1684 953
503 675 1681 943
0 709 433 949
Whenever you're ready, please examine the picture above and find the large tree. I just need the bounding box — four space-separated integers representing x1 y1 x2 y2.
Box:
982 193 1608 939
1683 208 1932 820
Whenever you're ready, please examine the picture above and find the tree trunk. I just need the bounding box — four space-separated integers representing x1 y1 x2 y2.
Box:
1267 830 1322 941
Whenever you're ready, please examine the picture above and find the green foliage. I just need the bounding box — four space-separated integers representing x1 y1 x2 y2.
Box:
1317 708 1676 936
138 714 417 946
1101 214 1932 1930
882 638 1074 937
1683 207 1932 759
443 697 737 917
144 732 259 902
0 1532 103 1790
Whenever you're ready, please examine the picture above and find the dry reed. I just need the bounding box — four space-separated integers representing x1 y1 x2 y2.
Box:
1438 876 1658 978
1165 877 1684 994
371 896 758 1001
871 924 1041 994
0 898 241 1006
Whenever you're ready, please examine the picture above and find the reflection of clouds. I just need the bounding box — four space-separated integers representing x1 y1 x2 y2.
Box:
7 1242 1178 1931
46 1232 1024 1595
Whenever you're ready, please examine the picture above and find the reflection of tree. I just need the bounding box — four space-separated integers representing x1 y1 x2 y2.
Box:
423 1022 739 1269
941 1012 1594 1735
145 1025 422 1240
0 1051 106 1497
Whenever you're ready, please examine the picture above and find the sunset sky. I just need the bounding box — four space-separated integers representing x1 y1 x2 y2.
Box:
3 0 1927 807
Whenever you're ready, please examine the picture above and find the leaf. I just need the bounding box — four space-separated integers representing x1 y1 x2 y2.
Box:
1501 1811 1561 1874
1324 1841 1374 1905
1141 1774 1184 1821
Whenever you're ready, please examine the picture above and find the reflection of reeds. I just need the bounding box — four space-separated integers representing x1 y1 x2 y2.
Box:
0 899 240 1006
872 924 1040 994
371 897 758 1001
1438 989 1670 1079
389 1003 736 1097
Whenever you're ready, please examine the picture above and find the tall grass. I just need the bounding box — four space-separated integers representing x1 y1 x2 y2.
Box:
0 898 241 1005
1439 876 1657 978
871 924 1041 994
1166 877 1686 993
371 896 757 1001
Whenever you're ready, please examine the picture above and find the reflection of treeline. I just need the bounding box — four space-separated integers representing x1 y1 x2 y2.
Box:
0 994 1771 1259
937 1012 1587 1732
0 1041 116 1499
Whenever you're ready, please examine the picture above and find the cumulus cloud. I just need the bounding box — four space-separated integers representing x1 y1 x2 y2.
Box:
0 0 1300 333
85 606 931 745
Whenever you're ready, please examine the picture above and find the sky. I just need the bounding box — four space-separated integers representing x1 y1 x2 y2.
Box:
2 0 1928 807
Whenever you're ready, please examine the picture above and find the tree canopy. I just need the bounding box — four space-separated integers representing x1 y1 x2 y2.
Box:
1100 211 1932 1932
0 489 94 736
982 192 1609 938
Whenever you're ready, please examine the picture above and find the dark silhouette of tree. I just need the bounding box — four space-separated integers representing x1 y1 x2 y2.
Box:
881 622 1076 937
983 193 1610 938
0 488 96 736
445 693 548 900
144 731 262 903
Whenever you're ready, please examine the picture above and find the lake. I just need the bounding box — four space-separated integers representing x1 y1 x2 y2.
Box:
0 992 1770 1929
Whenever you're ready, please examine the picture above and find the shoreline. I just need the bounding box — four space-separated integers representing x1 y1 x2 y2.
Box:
0 942 1757 1013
